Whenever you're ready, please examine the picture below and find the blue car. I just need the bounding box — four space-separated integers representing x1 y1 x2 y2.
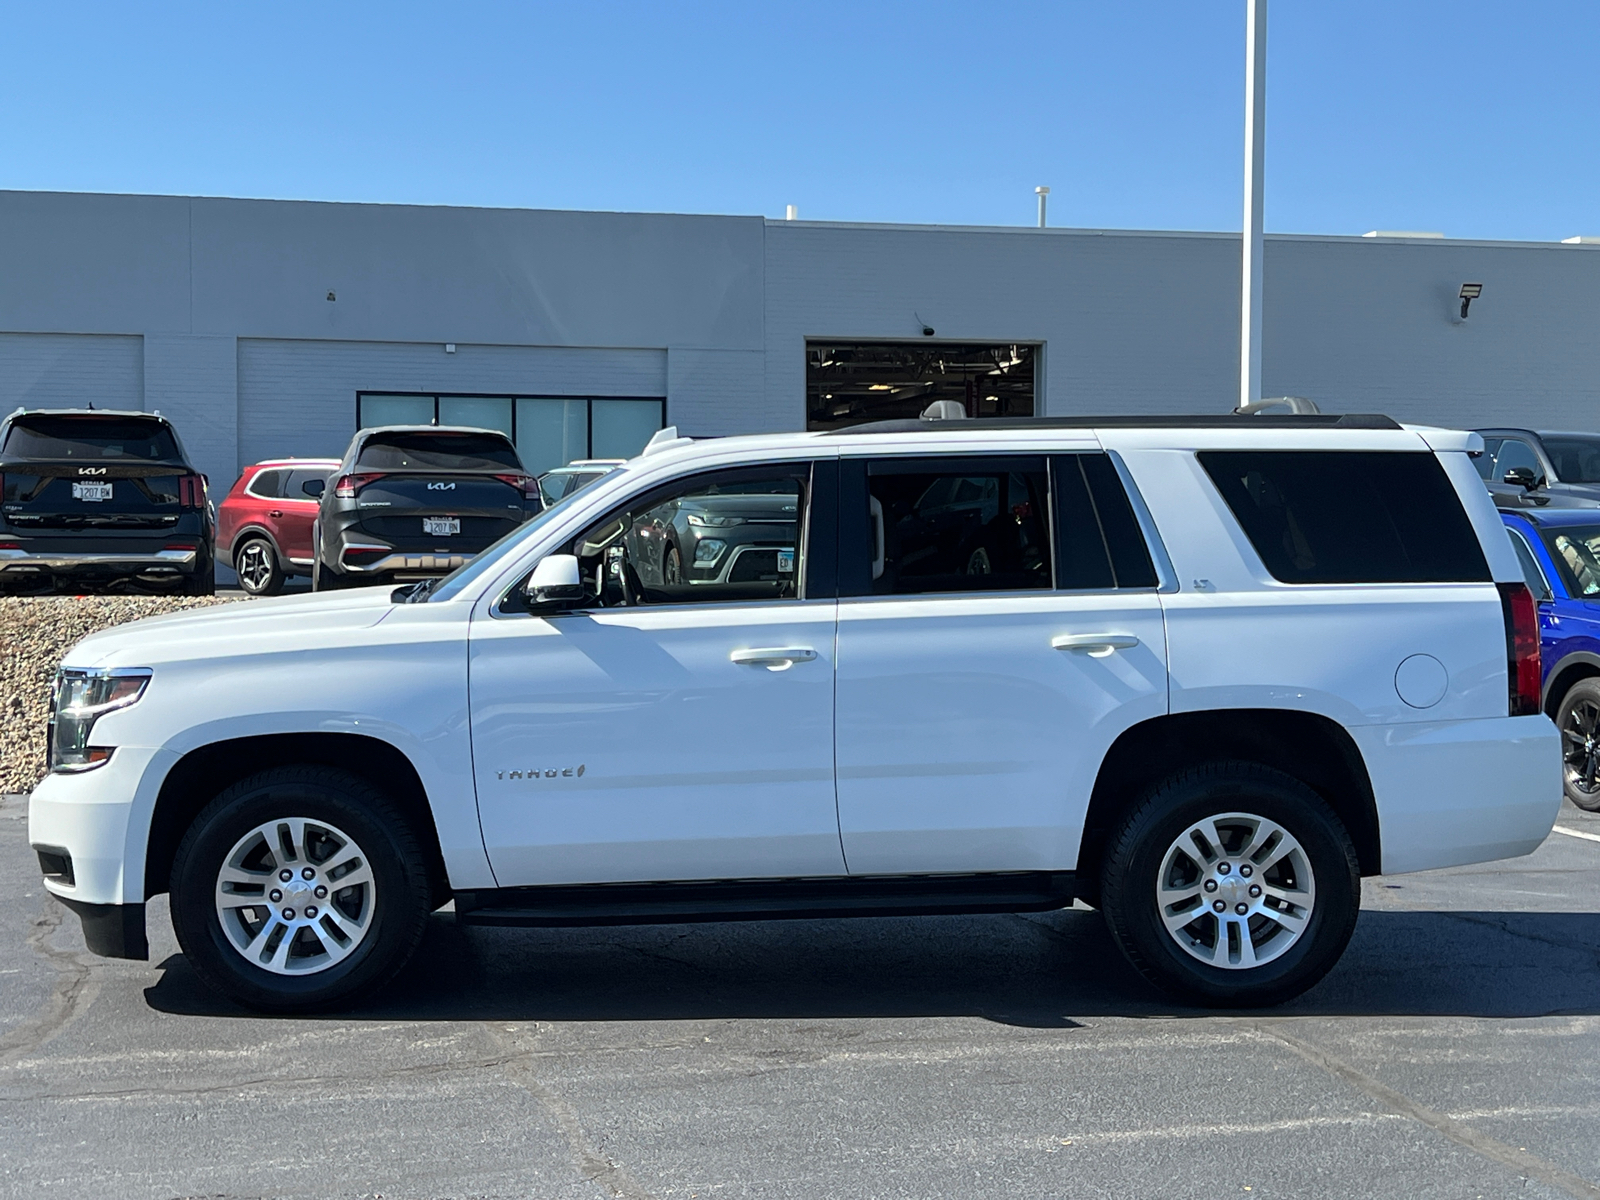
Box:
1502 507 1600 810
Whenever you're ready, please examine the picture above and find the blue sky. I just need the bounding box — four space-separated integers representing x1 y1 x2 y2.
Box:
2 1 1596 241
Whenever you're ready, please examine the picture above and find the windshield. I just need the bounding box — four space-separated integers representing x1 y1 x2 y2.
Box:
3 415 183 462
356 431 522 471
423 478 605 602
1542 436 1600 484
1542 524 1600 597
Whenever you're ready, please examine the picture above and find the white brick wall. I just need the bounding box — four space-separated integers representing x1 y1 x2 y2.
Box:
0 332 143 412
143 335 238 491
667 348 767 436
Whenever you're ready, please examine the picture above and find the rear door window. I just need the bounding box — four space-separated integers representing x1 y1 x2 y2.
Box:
851 457 1052 595
357 432 522 471
1199 450 1491 584
3 416 182 462
285 467 334 498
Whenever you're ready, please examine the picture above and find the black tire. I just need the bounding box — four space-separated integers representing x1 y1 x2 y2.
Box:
179 558 216 596
169 766 431 1012
1099 762 1361 1008
1556 677 1600 811
663 545 682 584
311 558 346 591
234 536 285 597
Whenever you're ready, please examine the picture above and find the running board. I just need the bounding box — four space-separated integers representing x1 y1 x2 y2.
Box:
453 871 1076 929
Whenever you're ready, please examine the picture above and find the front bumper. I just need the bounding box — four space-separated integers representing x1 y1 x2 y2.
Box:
29 746 166 961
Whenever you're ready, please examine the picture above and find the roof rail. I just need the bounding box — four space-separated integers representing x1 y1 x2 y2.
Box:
822 413 1401 435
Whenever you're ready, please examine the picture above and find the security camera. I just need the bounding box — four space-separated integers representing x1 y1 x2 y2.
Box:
921 325 935 337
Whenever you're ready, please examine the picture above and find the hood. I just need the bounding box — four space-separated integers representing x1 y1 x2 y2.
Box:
62 587 403 670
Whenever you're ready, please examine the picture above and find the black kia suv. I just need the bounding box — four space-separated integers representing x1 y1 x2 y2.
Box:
311 426 542 590
0 408 215 595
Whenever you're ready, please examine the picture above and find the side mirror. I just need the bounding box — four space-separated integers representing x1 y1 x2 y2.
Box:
1503 466 1541 491
302 478 326 498
524 554 585 607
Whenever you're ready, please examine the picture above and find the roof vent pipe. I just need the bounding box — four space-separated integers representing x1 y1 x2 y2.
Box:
785 205 797 221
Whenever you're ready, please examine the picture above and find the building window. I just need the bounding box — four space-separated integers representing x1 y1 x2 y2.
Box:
356 393 665 474
806 342 1037 431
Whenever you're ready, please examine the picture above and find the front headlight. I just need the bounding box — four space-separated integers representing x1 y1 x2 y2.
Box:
687 513 744 528
48 667 152 773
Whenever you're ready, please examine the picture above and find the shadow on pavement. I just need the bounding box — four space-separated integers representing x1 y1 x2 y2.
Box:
143 906 1600 1025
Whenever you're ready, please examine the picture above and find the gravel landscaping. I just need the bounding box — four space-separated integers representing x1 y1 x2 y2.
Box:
0 595 245 793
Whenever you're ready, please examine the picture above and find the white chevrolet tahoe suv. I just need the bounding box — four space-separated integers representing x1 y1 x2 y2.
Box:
29 414 1560 1011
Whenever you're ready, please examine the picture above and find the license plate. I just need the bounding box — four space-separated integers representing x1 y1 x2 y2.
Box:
71 482 113 502
423 517 460 536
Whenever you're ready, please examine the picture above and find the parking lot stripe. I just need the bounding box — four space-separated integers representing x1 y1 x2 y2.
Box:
1553 825 1600 845
1258 1024 1600 1200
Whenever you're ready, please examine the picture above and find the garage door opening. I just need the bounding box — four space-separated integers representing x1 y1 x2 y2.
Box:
806 342 1037 431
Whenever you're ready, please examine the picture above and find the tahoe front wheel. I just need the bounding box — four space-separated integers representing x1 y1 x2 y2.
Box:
1100 762 1360 1007
170 767 431 1012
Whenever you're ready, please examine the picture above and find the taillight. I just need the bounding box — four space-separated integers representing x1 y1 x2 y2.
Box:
1498 581 1542 716
493 473 540 500
335 472 387 498
176 474 207 509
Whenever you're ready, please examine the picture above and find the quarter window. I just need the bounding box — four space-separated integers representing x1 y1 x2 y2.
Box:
1200 450 1491 584
247 469 285 499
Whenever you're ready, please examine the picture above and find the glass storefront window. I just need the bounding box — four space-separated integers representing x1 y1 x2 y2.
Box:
355 393 665 471
592 399 666 459
515 398 589 475
439 396 514 438
358 394 434 429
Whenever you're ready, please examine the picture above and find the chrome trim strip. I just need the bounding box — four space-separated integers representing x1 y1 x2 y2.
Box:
0 548 197 570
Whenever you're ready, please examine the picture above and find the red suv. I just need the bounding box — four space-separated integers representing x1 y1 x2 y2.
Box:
217 459 340 595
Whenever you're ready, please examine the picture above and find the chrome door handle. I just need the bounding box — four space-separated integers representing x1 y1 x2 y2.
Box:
731 647 819 671
1052 633 1140 658
268 510 284 518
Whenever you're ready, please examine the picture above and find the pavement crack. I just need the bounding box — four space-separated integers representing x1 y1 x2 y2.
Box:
485 1025 657 1200
1255 1022 1600 1200
0 895 98 1069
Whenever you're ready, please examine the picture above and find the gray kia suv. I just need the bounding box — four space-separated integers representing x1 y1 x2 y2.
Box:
311 426 541 590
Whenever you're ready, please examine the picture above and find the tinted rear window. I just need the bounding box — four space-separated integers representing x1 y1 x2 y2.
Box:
1199 450 1490 584
3 416 182 462
356 432 521 471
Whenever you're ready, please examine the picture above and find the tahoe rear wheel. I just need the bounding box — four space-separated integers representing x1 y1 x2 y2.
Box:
234 537 284 596
170 767 431 1012
1557 677 1600 812
1100 762 1360 1007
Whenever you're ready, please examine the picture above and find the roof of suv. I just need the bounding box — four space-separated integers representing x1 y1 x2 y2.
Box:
827 413 1402 434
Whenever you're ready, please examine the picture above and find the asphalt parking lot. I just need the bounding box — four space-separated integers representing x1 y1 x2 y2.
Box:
2 793 1599 1200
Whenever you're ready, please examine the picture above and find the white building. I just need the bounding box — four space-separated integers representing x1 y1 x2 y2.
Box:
3 188 1598 493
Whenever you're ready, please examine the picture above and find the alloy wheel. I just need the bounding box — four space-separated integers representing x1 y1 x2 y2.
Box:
237 541 274 593
214 816 377 975
1155 811 1316 970
1562 698 1600 796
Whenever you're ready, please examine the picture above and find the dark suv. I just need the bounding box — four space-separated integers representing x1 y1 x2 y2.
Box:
0 408 214 594
1474 428 1600 509
312 426 541 590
